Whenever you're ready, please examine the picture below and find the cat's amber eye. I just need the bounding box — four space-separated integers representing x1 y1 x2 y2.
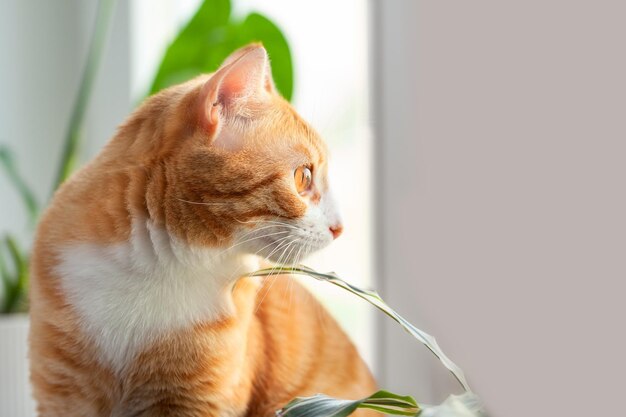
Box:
294 166 313 194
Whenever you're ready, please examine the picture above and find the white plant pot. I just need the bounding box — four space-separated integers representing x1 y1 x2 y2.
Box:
0 315 36 417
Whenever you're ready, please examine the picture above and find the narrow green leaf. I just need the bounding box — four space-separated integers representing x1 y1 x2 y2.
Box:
149 0 231 93
2 235 28 314
0 146 39 223
278 395 359 417
249 265 471 392
277 390 420 417
0 240 16 313
359 390 420 415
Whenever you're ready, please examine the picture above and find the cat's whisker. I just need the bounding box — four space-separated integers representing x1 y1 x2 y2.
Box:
283 240 299 267
296 237 310 265
254 237 295 296
235 218 301 231
264 236 293 261
255 238 299 312
280 244 297 301
275 239 299 309
235 218 272 225
287 242 307 312
257 220 301 229
176 198 233 206
226 234 294 282
235 224 277 237
266 238 296 276
223 223 297 253
220 229 291 256
274 239 298 269
258 235 293 256
248 234 294 284
228 233 289 280
226 224 290 249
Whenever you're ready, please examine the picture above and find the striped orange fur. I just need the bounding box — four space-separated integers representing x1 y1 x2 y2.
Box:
29 44 376 416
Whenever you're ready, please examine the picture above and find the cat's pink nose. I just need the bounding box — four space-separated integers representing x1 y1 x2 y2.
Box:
329 224 343 240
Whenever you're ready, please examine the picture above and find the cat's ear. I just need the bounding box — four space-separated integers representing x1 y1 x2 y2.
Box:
198 44 276 136
219 44 277 94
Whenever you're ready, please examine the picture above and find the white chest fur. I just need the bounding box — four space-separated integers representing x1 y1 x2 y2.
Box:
56 219 258 373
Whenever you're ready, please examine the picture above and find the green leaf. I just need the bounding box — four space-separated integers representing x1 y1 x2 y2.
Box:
0 146 39 223
277 390 420 417
249 265 471 392
149 0 293 100
1 235 28 314
239 12 293 100
0 240 15 313
5 235 28 313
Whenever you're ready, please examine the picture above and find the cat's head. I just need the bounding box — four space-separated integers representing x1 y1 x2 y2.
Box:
141 44 342 265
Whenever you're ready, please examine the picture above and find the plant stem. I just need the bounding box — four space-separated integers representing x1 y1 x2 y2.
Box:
52 0 117 192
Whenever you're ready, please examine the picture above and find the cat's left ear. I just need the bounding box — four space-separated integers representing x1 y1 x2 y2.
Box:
198 44 276 137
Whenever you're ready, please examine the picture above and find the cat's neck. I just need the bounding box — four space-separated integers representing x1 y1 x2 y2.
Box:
56 217 259 373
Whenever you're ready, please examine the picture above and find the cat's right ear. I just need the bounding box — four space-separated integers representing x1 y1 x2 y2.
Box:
197 44 275 139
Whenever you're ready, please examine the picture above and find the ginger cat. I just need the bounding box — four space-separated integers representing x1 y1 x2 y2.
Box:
28 44 376 416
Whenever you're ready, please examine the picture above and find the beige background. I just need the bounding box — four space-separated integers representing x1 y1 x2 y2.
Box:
373 1 626 416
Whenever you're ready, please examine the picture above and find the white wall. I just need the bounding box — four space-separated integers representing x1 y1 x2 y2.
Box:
373 1 626 416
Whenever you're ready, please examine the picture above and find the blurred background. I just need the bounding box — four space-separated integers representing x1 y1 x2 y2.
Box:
1 1 625 417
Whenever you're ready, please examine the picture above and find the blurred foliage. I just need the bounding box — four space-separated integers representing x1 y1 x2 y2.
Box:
0 228 29 314
0 0 293 313
0 148 38 224
150 0 293 100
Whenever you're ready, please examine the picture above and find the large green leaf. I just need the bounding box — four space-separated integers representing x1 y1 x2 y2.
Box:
277 390 420 417
149 0 293 100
